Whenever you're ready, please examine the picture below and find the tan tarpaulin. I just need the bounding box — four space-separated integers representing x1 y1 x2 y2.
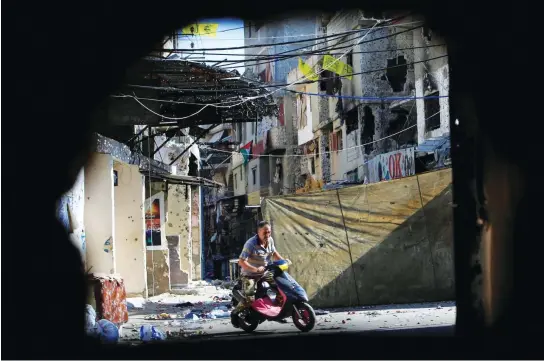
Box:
263 168 454 308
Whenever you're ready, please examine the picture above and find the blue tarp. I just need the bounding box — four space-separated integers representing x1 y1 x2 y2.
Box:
416 133 450 153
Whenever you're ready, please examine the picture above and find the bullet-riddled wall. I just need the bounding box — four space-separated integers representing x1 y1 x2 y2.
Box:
191 185 201 280
113 161 147 297
166 184 193 284
84 153 116 274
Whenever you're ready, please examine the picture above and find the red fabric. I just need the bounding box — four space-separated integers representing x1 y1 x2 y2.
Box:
91 277 129 324
251 297 282 317
278 103 285 126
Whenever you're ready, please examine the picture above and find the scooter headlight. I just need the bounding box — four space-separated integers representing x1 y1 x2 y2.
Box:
261 281 270 288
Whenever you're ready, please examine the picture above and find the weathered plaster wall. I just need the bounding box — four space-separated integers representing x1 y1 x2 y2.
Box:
166 235 186 286
146 249 171 296
191 185 201 280
413 27 450 143
113 161 147 297
232 165 246 196
166 184 193 283
84 153 116 274
245 16 318 83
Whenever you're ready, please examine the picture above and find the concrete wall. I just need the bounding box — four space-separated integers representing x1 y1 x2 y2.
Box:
413 28 450 143
232 165 246 196
84 153 116 274
297 94 314 146
146 249 171 296
166 235 186 286
245 16 318 83
191 185 201 280
166 184 193 284
113 161 147 297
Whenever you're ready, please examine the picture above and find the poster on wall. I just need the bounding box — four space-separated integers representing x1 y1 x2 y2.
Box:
145 192 165 248
366 147 415 184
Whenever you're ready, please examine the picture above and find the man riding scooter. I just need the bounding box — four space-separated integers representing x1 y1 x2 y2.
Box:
235 221 288 323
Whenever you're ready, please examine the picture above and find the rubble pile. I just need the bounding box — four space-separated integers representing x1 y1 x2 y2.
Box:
121 281 234 343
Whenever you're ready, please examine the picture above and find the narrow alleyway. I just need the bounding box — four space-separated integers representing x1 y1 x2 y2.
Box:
120 282 455 344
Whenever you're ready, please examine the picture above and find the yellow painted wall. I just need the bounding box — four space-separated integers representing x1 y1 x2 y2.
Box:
84 153 115 274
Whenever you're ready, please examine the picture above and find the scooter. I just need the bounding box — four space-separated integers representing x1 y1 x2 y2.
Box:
230 259 317 333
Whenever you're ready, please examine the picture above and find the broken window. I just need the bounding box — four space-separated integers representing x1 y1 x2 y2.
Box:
361 106 375 155
346 169 358 182
346 107 358 134
310 158 316 174
189 154 198 177
346 50 353 68
425 92 441 131
252 167 257 185
388 108 416 148
384 56 407 92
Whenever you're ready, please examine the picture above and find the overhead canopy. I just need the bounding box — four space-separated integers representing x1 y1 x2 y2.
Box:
149 173 224 188
112 56 278 127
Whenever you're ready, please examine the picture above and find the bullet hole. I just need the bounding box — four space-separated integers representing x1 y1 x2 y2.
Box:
319 243 325 248
390 201 396 205
305 233 309 235
382 56 407 92
87 197 90 200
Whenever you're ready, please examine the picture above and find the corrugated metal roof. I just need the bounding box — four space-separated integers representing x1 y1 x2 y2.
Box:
416 133 450 153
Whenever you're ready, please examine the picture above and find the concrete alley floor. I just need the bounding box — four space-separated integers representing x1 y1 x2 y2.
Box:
120 282 456 345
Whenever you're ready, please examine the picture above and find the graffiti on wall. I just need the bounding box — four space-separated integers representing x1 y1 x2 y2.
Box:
367 147 415 183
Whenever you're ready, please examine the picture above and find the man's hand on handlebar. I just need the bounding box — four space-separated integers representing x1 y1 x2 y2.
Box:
256 266 266 273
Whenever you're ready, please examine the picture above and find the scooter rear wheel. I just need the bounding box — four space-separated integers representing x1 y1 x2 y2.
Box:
237 313 259 333
292 302 316 332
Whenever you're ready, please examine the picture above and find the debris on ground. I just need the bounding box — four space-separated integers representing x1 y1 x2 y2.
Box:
85 305 97 330
315 309 330 315
175 302 194 308
140 325 166 342
366 311 380 317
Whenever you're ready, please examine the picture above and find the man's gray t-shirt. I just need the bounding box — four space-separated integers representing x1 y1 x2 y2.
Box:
239 235 276 277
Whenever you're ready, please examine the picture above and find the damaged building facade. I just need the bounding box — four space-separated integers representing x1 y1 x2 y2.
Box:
204 11 453 281
284 11 451 190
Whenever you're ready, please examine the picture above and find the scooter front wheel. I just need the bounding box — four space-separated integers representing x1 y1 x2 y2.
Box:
292 302 316 332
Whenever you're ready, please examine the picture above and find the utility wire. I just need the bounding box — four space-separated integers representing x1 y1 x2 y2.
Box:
125 54 448 95
118 54 448 123
174 20 424 41
200 110 442 158
185 44 446 61
162 18 414 53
